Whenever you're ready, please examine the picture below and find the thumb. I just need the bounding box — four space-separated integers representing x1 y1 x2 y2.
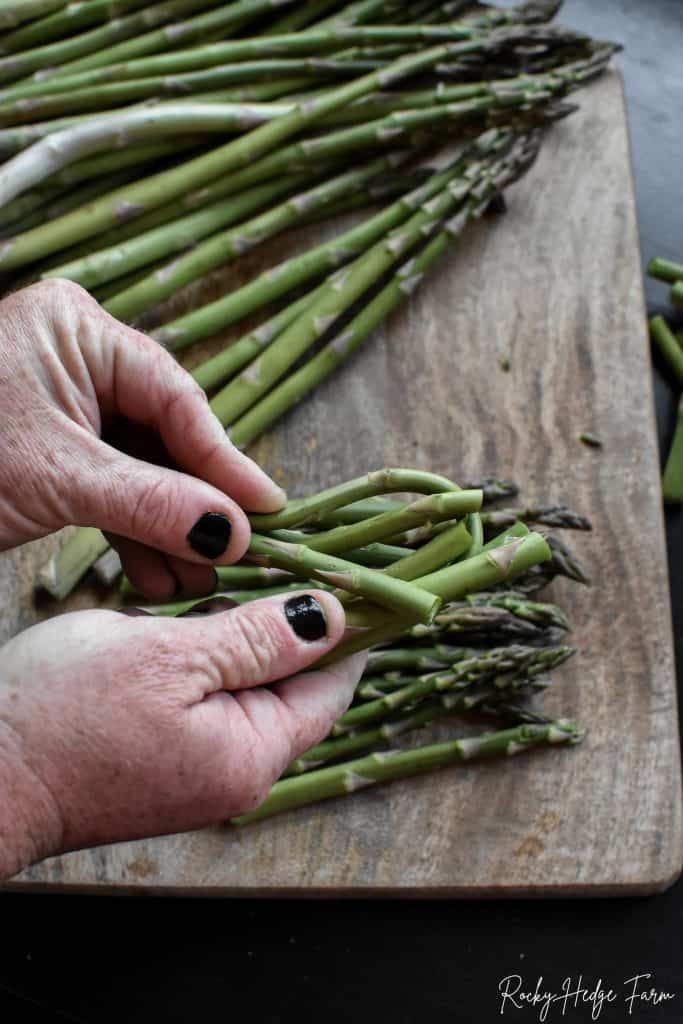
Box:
69 426 252 566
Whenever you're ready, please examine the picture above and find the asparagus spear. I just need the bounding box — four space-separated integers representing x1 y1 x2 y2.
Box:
247 534 442 622
267 490 482 554
0 38 481 269
0 0 217 85
0 0 66 32
48 169 325 289
37 527 109 600
0 0 151 54
285 675 551 775
232 718 583 824
227 131 540 446
37 0 301 80
95 151 414 306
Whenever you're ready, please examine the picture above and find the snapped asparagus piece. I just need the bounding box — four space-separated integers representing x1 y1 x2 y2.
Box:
647 257 683 285
662 396 683 504
232 718 584 824
650 315 683 385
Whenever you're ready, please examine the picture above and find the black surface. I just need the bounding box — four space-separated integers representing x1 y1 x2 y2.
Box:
1 2 683 1021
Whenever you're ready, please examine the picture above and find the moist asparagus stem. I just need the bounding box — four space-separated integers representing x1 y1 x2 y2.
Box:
232 718 583 824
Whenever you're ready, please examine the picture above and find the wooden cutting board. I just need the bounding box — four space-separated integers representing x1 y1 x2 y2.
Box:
3 70 681 896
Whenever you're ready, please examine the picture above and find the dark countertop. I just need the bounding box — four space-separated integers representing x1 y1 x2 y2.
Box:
1 2 682 1021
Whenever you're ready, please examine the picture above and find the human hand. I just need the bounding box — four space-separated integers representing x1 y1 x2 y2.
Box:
0 279 286 599
0 590 365 880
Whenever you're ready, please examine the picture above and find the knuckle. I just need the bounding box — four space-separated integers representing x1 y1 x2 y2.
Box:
31 277 92 310
129 474 180 542
226 607 290 685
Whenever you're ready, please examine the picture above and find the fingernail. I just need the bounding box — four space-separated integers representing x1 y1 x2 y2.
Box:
187 512 232 559
284 595 327 642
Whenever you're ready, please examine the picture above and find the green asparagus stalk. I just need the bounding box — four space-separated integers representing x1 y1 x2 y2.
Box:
38 0 300 80
482 504 591 531
48 170 320 289
227 131 540 446
0 0 66 32
0 24 567 102
214 157 496 426
0 39 474 270
98 152 411 308
263 0 341 34
232 718 583 824
0 0 216 85
366 644 476 673
650 315 683 385
267 490 482 555
0 101 294 214
647 256 683 285
672 282 683 310
0 0 151 54
247 534 442 622
0 57 395 123
662 396 683 503
322 531 551 656
249 468 462 531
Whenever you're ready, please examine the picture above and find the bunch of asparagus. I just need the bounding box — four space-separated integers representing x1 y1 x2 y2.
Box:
648 258 683 502
108 465 588 823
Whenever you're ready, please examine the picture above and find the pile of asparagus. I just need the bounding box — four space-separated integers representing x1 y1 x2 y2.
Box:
648 258 683 502
113 466 587 824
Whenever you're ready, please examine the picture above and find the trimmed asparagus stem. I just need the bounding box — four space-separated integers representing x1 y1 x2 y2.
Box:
663 396 683 504
672 282 683 310
266 491 481 555
650 315 683 385
647 257 683 285
0 0 216 85
37 527 109 599
102 151 406 315
0 40 468 271
249 468 461 531
228 130 540 446
49 170 317 289
321 532 551 658
247 534 442 622
232 718 583 824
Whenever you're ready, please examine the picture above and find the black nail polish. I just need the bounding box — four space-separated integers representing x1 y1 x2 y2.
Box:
187 512 232 559
284 595 327 642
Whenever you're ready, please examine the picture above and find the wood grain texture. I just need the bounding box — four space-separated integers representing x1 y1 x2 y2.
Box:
3 71 682 896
